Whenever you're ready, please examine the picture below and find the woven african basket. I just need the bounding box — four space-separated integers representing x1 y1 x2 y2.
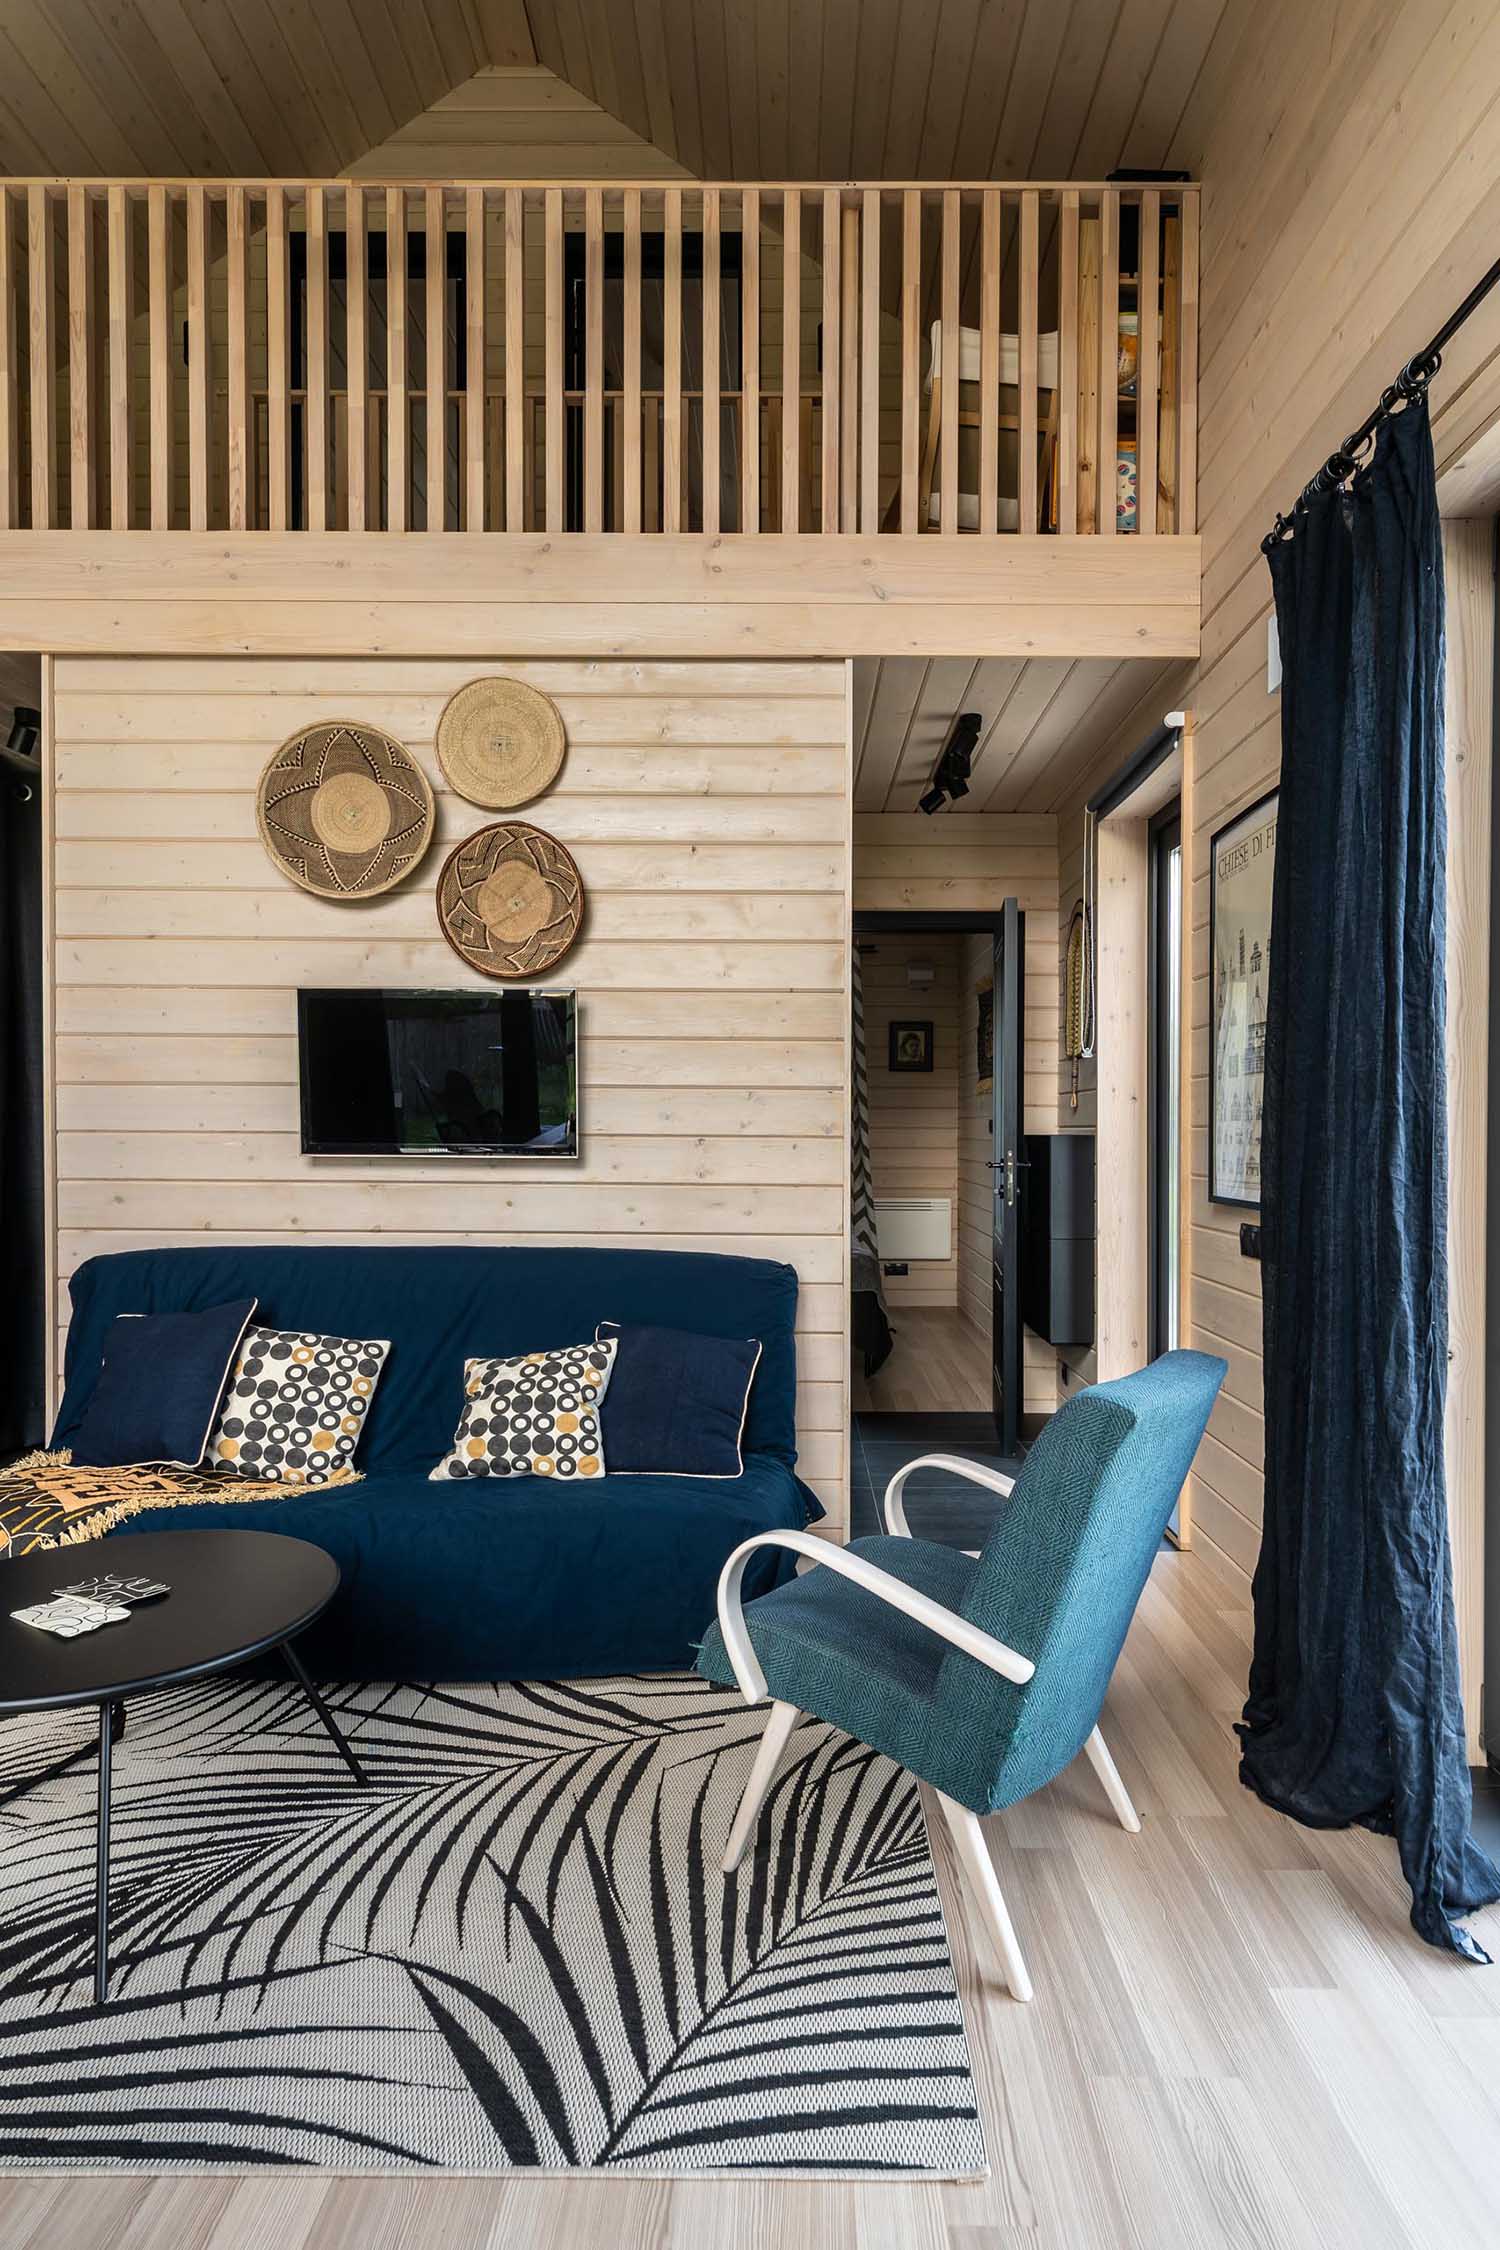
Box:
436 820 586 979
257 719 436 900
435 677 567 810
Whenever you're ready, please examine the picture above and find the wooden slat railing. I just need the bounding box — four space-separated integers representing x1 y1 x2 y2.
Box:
0 179 1199 538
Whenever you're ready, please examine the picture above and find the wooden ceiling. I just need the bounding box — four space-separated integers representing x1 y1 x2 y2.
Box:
852 656 1176 816
526 0 1234 183
1 0 1232 179
0 0 534 177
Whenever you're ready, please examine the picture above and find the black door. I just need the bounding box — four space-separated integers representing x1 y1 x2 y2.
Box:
992 899 1026 1453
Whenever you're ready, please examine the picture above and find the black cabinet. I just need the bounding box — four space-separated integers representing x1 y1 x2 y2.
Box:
1021 1134 1095 1347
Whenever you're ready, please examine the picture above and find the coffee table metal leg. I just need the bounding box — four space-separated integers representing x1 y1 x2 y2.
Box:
95 1698 113 2006
281 1639 368 1785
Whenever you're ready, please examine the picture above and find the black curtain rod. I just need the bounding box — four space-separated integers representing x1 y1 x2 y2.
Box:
1262 251 1500 554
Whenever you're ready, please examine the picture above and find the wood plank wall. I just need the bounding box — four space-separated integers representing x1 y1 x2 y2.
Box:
1046 0 1500 1611
853 810 1059 1415
46 654 851 1530
861 930 960 1310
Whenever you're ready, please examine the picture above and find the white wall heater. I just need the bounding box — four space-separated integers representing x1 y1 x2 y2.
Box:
874 1196 953 1262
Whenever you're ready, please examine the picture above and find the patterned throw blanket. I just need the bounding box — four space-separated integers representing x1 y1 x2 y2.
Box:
0 1450 359 1556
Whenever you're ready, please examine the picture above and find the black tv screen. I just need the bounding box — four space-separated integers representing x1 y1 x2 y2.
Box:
298 988 578 1157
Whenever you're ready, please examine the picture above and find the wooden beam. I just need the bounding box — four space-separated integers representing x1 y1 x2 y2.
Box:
702 187 720 536
939 189 959 536
225 186 248 530
840 202 858 533
1098 190 1118 536
1019 190 1039 535
1178 190 1199 536
265 186 289 532
425 188 445 532
740 188 759 534
859 189 879 534
504 187 524 531
1058 191 1078 535
29 185 55 530
305 186 328 532
385 189 408 532
465 187 485 533
1137 190 1160 538
544 187 563 532
622 188 642 534
900 189 920 533
0 189 17 530
979 188 1000 536
344 186 368 532
820 187 840 534
67 185 94 530
0 531 1203 660
663 186 682 534
781 188 800 535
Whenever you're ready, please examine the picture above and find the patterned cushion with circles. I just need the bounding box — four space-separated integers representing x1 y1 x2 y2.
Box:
429 1340 617 1483
206 1325 391 1486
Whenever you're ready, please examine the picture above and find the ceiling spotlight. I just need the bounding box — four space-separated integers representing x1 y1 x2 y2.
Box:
2 703 40 780
918 711 981 814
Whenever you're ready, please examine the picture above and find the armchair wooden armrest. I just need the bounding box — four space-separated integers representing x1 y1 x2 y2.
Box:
714 1528 1035 1707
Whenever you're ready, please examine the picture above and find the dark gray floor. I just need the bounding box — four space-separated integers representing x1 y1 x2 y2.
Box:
850 1412 1023 1545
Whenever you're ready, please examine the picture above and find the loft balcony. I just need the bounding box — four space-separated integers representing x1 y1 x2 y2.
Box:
0 179 1200 658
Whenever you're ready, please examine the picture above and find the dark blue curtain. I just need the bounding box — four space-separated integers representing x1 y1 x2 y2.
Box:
1241 395 1500 1960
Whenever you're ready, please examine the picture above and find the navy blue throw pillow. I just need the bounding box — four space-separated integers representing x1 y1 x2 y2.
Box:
70 1299 258 1470
596 1320 762 1479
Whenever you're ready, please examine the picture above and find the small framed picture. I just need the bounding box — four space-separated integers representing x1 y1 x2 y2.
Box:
888 1020 934 1073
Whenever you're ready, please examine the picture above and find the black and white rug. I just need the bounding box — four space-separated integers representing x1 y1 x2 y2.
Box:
0 1674 986 2175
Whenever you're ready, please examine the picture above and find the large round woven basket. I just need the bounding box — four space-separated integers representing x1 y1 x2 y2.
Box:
256 719 435 899
436 821 586 979
435 677 567 809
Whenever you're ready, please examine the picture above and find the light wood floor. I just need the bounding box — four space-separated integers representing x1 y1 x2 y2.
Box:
7 1552 1500 2250
852 1303 993 1413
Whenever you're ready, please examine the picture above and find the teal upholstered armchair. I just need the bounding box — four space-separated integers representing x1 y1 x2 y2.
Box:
697 1350 1226 2003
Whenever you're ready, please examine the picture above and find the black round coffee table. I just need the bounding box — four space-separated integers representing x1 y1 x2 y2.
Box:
0 1529 367 2005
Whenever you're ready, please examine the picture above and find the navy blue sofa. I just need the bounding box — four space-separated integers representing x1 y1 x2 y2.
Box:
51 1245 820 1679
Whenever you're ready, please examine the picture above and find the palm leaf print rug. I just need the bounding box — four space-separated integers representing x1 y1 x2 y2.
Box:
0 1674 986 2175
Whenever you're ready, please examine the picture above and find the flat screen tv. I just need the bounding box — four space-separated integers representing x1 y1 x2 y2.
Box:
298 988 578 1158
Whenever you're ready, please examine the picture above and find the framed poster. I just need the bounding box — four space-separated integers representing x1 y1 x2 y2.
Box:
975 977 994 1095
1210 788 1278 1206
888 1020 934 1072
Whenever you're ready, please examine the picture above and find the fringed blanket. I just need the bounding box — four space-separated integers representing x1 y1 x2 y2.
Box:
0 1450 360 1555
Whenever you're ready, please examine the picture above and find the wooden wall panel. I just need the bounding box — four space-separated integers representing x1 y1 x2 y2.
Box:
347 67 689 182
860 932 960 1309
1032 0 1500 1607
1442 518 1494 1759
47 654 850 1529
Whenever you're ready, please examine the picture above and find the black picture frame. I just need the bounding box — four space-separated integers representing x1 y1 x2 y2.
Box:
1208 787 1278 1207
888 1020 934 1073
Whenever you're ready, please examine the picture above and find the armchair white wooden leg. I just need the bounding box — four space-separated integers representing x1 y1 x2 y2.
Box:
722 1699 799 1873
935 1791 1033 2004
1083 1725 1141 1833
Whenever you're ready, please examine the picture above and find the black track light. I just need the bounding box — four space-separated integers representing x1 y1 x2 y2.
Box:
917 711 982 813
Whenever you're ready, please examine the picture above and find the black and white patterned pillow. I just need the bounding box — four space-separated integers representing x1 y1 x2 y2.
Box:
430 1340 617 1482
206 1326 391 1485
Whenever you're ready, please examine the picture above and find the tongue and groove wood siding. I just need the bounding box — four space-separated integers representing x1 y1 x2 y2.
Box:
46 654 851 1529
